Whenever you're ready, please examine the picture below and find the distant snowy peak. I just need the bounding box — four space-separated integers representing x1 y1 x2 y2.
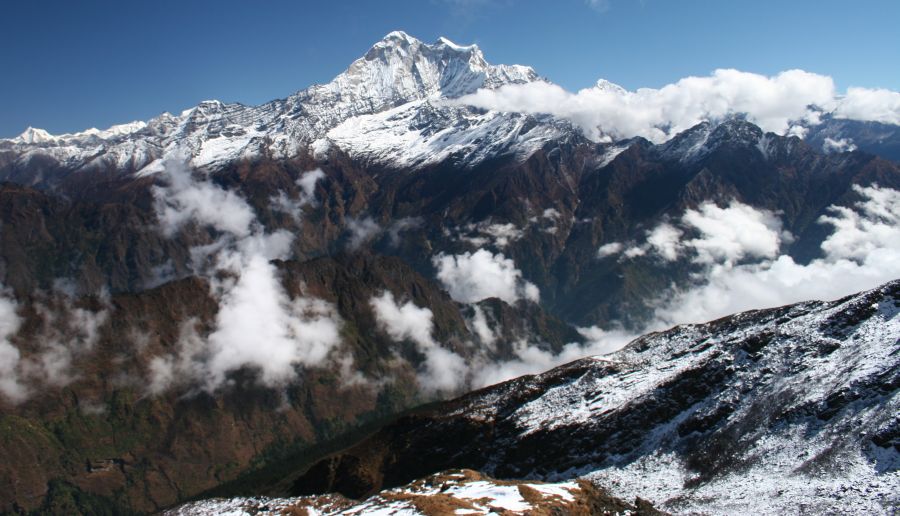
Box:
1 31 545 175
593 79 627 95
10 121 148 145
13 127 56 144
311 31 537 109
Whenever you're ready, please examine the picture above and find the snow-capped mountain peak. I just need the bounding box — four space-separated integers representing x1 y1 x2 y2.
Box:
594 78 627 95
13 126 57 144
1 31 548 176
324 31 536 106
9 121 150 146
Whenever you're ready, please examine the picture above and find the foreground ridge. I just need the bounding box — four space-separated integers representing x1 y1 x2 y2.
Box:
288 280 900 515
167 469 665 515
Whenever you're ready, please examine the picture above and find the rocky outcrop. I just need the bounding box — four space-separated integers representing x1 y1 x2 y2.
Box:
167 469 666 516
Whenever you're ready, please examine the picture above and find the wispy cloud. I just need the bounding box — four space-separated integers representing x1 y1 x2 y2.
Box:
370 291 467 392
0 285 111 404
148 160 345 394
0 287 24 403
585 0 611 13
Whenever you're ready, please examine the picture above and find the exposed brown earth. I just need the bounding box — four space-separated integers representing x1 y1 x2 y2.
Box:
166 469 667 515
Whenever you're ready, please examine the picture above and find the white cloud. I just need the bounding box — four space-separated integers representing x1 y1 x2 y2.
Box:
646 223 684 262
818 184 899 262
542 208 562 220
597 242 624 258
433 249 539 304
201 255 342 389
370 291 467 391
613 201 786 265
822 137 857 154
271 169 326 222
456 69 836 143
650 184 900 326
509 185 900 387
0 289 24 403
833 87 900 125
370 291 436 350
297 169 325 205
148 160 345 393
455 221 524 249
480 223 524 248
585 0 611 13
153 161 256 238
0 285 112 403
456 69 900 144
346 216 382 249
472 327 636 387
681 202 785 265
23 292 110 388
468 305 496 347
623 245 647 258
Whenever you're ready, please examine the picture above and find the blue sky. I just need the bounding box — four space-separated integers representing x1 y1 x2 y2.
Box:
1 0 898 138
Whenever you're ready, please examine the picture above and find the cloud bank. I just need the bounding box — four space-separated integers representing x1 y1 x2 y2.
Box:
607 184 900 326
455 69 900 143
833 87 900 125
478 185 900 388
622 201 787 266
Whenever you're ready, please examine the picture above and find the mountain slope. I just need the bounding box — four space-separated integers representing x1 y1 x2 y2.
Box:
290 280 900 515
0 253 579 514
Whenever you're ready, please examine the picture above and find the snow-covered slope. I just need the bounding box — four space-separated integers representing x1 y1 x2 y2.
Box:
516 282 900 514
0 31 549 175
291 280 900 515
323 99 572 168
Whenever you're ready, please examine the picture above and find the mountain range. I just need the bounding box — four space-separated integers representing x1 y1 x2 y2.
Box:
0 31 898 514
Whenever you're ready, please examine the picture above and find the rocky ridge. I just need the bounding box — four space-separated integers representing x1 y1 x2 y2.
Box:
167 469 664 516
290 280 900 515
